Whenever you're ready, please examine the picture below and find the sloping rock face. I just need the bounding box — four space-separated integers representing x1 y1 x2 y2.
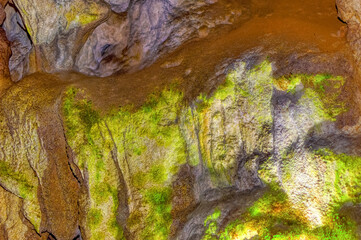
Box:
336 0 361 61
4 0 246 79
0 1 11 91
3 4 33 82
0 56 359 239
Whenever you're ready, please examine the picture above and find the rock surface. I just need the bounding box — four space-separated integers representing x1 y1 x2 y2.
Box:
11 0 109 73
3 0 247 79
0 54 358 239
3 5 32 82
75 0 246 76
0 1 11 92
337 0 361 65
2 0 361 239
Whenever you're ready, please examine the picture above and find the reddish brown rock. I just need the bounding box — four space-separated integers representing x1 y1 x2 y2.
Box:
0 0 7 7
0 9 11 92
0 1 12 91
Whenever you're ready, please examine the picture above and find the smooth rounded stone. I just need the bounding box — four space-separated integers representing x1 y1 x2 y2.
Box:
103 0 130 13
3 4 32 82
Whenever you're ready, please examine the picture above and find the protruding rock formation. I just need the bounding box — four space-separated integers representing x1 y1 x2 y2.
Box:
3 4 32 82
11 0 109 74
337 0 361 64
0 0 11 92
3 0 245 79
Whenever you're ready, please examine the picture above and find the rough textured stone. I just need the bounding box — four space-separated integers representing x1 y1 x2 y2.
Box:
0 53 357 239
3 5 32 82
0 3 11 92
0 77 81 239
11 0 109 73
104 0 130 13
337 0 361 64
0 187 41 240
76 0 245 76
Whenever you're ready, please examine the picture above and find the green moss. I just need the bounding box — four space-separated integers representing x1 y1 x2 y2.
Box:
63 85 187 239
203 208 222 240
314 149 361 204
88 208 103 227
62 62 350 239
0 160 35 199
213 147 361 240
142 187 172 240
275 74 346 121
213 183 358 240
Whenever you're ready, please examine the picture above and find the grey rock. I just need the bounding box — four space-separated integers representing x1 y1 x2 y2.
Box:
75 0 246 76
103 0 130 13
11 0 109 74
3 5 32 82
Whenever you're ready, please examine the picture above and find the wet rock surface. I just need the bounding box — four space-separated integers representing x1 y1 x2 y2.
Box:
2 0 361 239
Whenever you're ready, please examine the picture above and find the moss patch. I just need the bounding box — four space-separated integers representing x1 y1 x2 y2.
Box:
274 74 346 121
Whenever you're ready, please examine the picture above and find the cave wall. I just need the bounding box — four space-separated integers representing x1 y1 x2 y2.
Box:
1 0 248 80
1 0 361 239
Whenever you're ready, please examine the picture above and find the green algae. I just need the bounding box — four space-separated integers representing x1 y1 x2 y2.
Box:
0 160 41 232
142 187 172 239
204 148 361 240
195 61 274 186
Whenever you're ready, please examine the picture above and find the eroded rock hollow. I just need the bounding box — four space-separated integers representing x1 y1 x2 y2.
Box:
1 0 361 239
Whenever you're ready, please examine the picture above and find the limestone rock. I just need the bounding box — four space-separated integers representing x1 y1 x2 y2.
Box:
103 0 130 13
0 186 41 240
0 4 11 91
75 13 130 76
3 5 32 82
336 0 361 64
0 4 5 24
75 0 246 76
11 0 109 72
4 0 246 79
